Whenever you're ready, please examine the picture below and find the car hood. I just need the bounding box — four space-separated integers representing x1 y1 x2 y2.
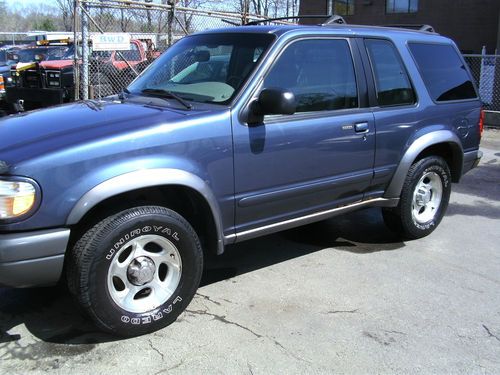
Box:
40 60 73 69
0 100 199 167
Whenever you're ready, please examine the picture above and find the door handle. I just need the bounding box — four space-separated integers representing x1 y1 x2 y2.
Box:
354 122 369 133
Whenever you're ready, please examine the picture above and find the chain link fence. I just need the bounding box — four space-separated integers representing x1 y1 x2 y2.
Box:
464 54 500 111
75 0 291 100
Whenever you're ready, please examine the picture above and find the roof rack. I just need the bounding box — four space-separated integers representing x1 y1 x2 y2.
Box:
244 14 334 26
384 24 436 33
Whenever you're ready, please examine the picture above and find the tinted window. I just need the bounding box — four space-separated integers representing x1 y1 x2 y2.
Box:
263 39 358 113
365 39 415 107
409 43 477 102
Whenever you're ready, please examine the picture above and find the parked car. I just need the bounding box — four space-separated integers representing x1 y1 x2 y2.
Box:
1 44 69 113
0 48 17 115
6 39 160 111
0 24 483 337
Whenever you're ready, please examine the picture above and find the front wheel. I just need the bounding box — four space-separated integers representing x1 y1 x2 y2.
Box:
382 156 452 239
67 206 203 337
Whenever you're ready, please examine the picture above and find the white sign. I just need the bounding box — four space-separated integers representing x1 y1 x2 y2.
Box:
91 33 131 51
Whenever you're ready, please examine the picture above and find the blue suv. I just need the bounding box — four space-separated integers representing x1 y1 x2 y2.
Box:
0 24 483 336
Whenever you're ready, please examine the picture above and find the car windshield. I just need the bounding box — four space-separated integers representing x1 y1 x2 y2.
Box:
58 45 77 60
14 46 68 63
128 33 275 104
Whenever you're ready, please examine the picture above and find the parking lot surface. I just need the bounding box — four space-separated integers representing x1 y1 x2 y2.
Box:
1 129 499 375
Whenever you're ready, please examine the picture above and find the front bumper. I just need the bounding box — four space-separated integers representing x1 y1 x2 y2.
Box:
0 228 70 288
462 149 483 175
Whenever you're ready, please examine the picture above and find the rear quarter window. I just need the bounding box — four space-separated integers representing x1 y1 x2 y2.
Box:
409 42 478 102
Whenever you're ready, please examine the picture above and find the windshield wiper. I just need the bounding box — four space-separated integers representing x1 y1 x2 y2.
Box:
118 87 130 102
141 88 192 110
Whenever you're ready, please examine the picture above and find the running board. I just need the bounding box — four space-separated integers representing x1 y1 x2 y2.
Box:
226 197 399 243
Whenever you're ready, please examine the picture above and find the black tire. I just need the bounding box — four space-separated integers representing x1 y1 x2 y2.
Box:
66 206 203 337
382 156 451 240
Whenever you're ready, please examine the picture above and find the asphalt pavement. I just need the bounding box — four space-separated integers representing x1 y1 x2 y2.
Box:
1 129 499 375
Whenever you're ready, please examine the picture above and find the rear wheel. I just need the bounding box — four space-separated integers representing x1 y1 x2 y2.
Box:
67 206 203 337
383 156 451 239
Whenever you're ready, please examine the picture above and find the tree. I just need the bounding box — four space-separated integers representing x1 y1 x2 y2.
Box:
55 0 74 31
34 18 57 31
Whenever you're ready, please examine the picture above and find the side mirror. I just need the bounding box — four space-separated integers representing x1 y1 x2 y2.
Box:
247 88 296 125
34 54 44 62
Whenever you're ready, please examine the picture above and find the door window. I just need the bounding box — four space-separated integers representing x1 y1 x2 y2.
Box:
365 39 416 107
263 39 358 113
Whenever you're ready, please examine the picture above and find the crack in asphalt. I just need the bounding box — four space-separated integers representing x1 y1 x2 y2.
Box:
195 293 222 306
482 324 500 342
185 309 262 338
382 330 407 335
153 359 185 375
247 361 254 375
148 339 165 361
325 309 359 314
168 359 185 371
363 331 396 346
184 309 311 363
269 336 312 364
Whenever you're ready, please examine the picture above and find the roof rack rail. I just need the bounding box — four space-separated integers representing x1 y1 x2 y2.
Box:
385 24 436 33
321 15 347 25
244 14 332 26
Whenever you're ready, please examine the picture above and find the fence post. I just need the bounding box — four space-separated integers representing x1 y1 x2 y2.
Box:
81 0 90 100
73 0 80 101
167 0 176 47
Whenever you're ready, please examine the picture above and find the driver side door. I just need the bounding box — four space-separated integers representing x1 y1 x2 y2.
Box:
232 37 376 236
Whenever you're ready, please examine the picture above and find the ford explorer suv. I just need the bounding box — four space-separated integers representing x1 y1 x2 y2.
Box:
0 24 483 337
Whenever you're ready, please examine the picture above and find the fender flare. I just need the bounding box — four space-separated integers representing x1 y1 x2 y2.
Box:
66 168 226 254
383 130 463 198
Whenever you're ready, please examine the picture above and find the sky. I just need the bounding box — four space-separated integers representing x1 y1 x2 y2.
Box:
6 0 54 5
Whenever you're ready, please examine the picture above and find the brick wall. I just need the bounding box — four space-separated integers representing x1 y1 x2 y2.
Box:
299 0 500 53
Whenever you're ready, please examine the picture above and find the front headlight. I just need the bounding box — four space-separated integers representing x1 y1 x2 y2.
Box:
47 71 61 87
0 179 38 219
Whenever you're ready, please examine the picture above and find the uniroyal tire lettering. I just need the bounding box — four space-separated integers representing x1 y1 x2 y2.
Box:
106 226 181 261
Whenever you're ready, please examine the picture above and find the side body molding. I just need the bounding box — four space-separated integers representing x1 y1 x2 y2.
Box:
66 168 226 254
384 130 463 198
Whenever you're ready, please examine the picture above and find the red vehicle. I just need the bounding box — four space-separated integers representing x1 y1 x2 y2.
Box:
6 39 159 111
